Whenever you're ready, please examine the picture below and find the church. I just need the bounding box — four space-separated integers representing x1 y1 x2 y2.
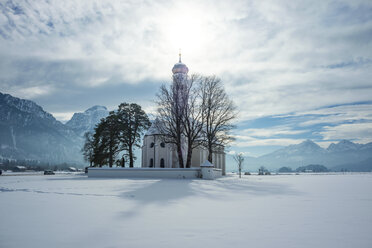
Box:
141 56 226 175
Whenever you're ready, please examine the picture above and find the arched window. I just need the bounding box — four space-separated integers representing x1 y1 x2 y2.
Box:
150 142 154 148
160 158 165 168
160 142 165 148
150 158 154 167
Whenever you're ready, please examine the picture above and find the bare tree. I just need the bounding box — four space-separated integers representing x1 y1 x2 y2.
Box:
233 153 244 178
200 75 236 163
181 74 204 168
156 74 236 168
156 78 187 168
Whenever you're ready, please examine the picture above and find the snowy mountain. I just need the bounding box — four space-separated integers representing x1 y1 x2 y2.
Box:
265 140 325 159
0 92 83 164
66 105 109 136
249 139 372 171
327 139 362 152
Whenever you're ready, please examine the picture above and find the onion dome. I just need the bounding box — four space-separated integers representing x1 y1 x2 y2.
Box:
172 51 189 74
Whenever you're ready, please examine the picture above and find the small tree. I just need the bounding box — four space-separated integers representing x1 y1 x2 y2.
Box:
233 153 244 178
258 166 268 175
81 132 94 166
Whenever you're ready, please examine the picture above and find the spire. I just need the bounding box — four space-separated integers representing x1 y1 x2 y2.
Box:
179 48 182 63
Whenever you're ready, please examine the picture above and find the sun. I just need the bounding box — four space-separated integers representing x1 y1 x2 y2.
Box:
159 9 208 57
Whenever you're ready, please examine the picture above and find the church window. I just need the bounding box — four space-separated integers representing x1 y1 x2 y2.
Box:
160 142 165 148
160 158 165 168
150 158 154 167
150 142 154 148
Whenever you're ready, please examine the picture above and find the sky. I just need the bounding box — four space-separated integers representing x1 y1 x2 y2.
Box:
1 0 372 157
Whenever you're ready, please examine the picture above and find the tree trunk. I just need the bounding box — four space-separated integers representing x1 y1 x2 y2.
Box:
177 144 184 168
109 147 113 168
208 144 213 163
129 145 134 168
185 143 193 168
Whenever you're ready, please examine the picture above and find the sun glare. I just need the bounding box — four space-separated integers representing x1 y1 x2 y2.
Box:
160 10 207 57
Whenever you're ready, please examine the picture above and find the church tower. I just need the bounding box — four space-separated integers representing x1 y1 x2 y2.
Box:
171 51 189 115
141 54 189 169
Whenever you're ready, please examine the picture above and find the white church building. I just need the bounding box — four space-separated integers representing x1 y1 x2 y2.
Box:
141 56 226 175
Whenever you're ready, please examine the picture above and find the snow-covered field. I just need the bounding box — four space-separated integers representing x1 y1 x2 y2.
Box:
1 173 371 248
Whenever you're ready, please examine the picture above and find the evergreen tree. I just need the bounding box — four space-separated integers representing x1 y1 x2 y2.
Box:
116 103 151 168
92 114 120 167
82 103 150 168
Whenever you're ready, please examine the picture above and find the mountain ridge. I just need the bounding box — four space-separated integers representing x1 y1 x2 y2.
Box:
248 139 372 171
65 105 109 136
0 92 83 163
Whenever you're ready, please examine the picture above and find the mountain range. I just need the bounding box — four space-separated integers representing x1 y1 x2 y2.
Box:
243 139 372 171
0 92 107 165
0 92 371 171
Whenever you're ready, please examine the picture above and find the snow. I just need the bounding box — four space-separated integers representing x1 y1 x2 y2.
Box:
201 160 214 167
0 173 371 248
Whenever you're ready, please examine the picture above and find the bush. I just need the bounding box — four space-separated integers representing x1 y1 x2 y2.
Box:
296 164 328 173
278 167 293 173
258 166 270 175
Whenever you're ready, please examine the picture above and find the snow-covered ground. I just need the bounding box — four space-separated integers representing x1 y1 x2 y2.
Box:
0 173 371 248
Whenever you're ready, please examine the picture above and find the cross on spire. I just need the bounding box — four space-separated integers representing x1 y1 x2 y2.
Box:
179 48 182 63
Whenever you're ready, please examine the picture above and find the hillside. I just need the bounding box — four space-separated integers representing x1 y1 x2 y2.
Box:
0 92 83 164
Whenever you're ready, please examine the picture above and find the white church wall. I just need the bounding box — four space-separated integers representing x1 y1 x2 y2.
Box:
142 135 172 168
88 167 201 179
213 168 222 178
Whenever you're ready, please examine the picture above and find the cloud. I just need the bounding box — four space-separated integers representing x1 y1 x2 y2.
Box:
7 85 55 99
227 150 252 157
319 122 372 143
296 103 372 126
233 135 305 148
1 0 372 156
51 112 75 123
240 125 308 138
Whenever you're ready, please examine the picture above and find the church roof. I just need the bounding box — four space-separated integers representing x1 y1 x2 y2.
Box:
145 118 162 136
172 62 189 74
200 160 214 167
